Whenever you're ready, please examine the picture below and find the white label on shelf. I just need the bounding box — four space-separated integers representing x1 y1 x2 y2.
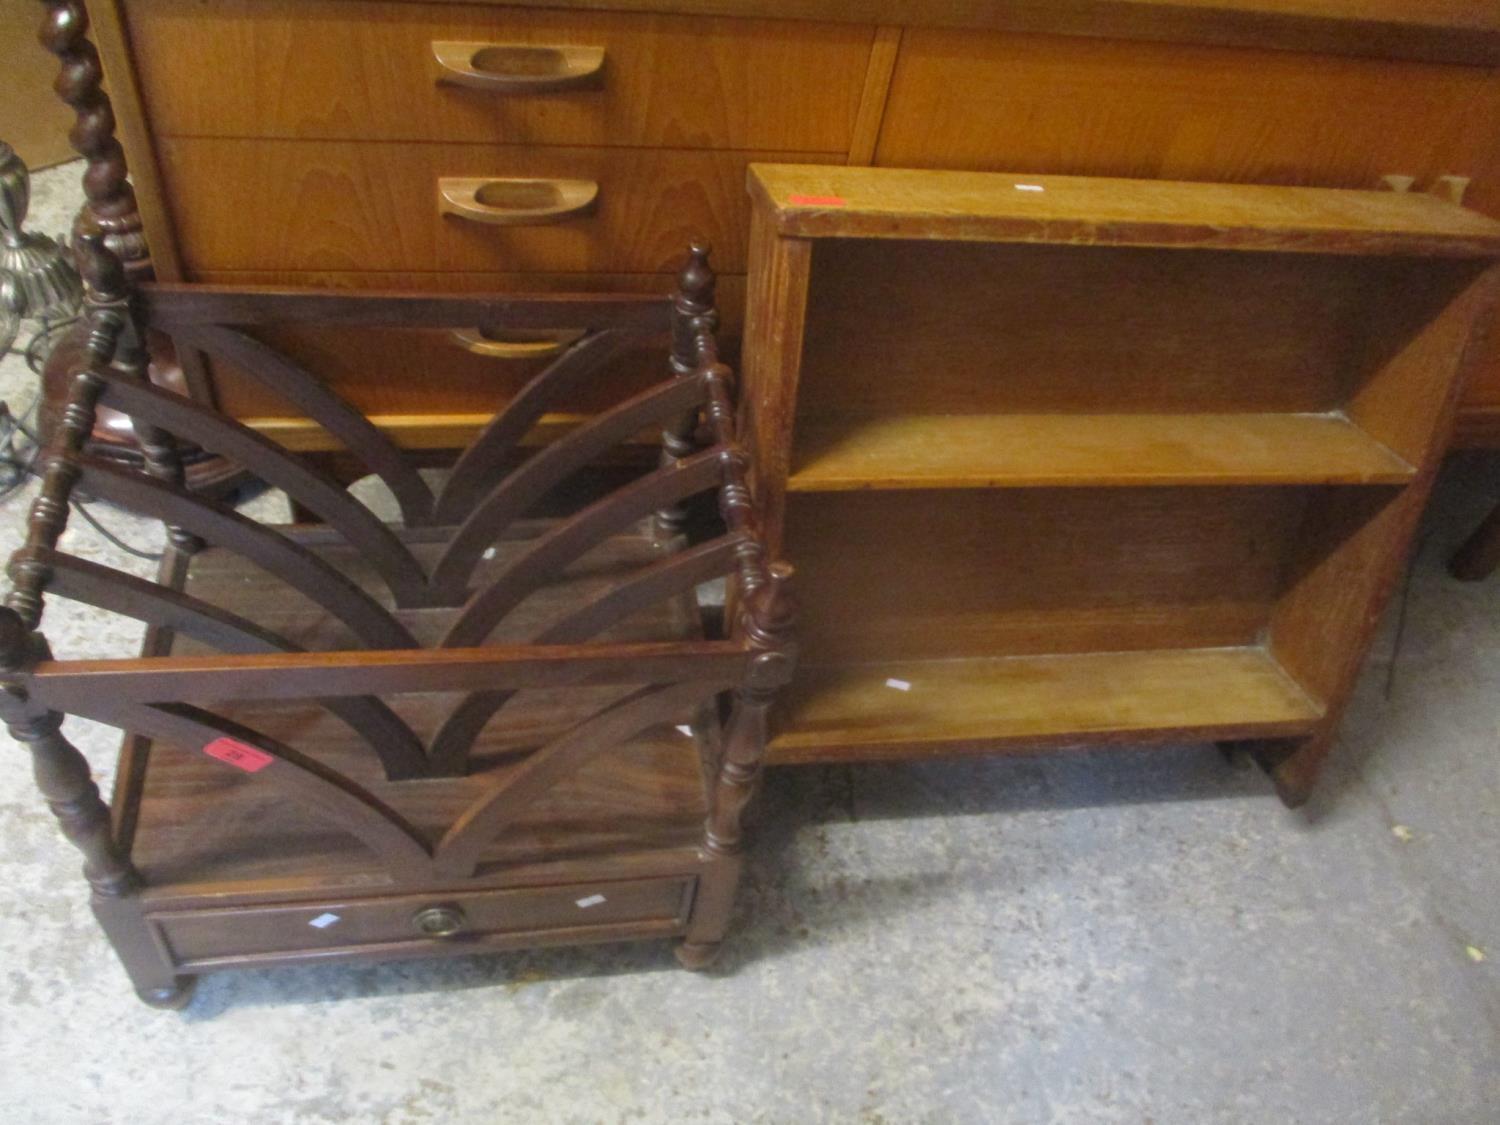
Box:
675 724 693 736
308 913 341 929
575 894 607 909
1015 184 1045 192
885 678 912 691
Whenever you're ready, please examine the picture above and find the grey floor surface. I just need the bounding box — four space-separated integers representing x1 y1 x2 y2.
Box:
0 162 1496 1124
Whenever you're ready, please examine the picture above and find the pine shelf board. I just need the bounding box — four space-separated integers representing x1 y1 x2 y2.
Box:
768 647 1324 763
787 411 1415 491
748 165 1500 257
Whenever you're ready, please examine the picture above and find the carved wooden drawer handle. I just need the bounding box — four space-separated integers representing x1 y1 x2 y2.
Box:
438 177 598 226
450 327 585 358
432 41 605 93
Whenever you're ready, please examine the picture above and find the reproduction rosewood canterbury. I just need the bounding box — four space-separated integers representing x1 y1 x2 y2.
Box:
741 164 1500 806
0 228 795 1008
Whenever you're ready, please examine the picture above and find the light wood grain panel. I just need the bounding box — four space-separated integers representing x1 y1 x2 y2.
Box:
848 26 901 165
126 0 872 151
783 488 1307 664
1272 264 1500 704
794 240 1383 417
739 209 811 554
148 0 1500 66
196 270 743 418
157 139 836 274
750 164 1500 255
0 5 74 169
769 646 1322 763
789 412 1414 490
876 31 1500 220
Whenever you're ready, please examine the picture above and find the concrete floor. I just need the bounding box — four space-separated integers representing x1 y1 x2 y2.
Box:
0 162 1496 1123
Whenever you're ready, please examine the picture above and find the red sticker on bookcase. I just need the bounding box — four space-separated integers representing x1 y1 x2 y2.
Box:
787 194 846 206
202 737 274 773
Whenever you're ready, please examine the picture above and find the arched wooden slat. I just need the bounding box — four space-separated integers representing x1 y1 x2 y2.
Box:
432 330 633 524
428 533 748 773
431 372 710 595
171 324 435 526
74 457 418 650
94 701 432 879
96 373 435 607
37 550 429 780
433 679 726 878
441 448 726 648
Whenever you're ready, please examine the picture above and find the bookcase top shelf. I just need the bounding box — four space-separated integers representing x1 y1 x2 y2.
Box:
747 165 1500 257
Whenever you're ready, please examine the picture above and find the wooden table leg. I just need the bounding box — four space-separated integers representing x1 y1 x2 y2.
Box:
1449 500 1500 580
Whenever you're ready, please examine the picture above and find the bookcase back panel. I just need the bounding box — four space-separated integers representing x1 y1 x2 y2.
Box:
784 486 1307 664
796 240 1386 418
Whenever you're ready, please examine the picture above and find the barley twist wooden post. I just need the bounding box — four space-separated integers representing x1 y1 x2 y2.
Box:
39 0 152 280
677 562 795 969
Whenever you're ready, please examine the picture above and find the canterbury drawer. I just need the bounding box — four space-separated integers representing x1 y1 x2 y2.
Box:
192 271 745 420
150 877 695 965
157 139 816 274
125 0 870 152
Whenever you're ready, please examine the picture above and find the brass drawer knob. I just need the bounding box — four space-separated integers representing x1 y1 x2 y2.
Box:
438 177 598 227
432 41 606 93
412 904 467 938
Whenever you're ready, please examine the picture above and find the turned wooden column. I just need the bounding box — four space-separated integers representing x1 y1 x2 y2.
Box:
656 242 718 539
677 563 796 968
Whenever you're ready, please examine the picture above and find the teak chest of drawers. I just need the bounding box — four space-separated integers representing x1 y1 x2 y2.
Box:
739 164 1500 806
71 0 1500 447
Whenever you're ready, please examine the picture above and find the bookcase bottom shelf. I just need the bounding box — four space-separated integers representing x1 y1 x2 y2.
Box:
767 647 1324 764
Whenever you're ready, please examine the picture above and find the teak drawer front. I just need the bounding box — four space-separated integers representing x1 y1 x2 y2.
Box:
157 138 831 274
125 0 871 151
152 877 694 966
877 30 1500 218
193 270 746 419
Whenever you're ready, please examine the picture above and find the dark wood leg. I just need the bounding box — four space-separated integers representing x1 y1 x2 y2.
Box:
679 566 794 968
92 895 194 1010
134 979 197 1010
0 688 189 1006
1245 735 1327 809
1449 500 1500 580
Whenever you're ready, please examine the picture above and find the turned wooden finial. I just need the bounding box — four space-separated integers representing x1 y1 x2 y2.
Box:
670 241 718 377
676 240 716 314
39 0 152 278
743 562 796 671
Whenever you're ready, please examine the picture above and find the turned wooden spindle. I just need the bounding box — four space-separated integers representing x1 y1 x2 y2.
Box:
0 608 139 898
656 242 719 538
677 562 796 969
76 233 202 551
39 0 152 279
702 362 767 601
4 367 101 628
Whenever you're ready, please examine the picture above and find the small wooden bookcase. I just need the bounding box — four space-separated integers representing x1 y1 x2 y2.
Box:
741 165 1500 805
